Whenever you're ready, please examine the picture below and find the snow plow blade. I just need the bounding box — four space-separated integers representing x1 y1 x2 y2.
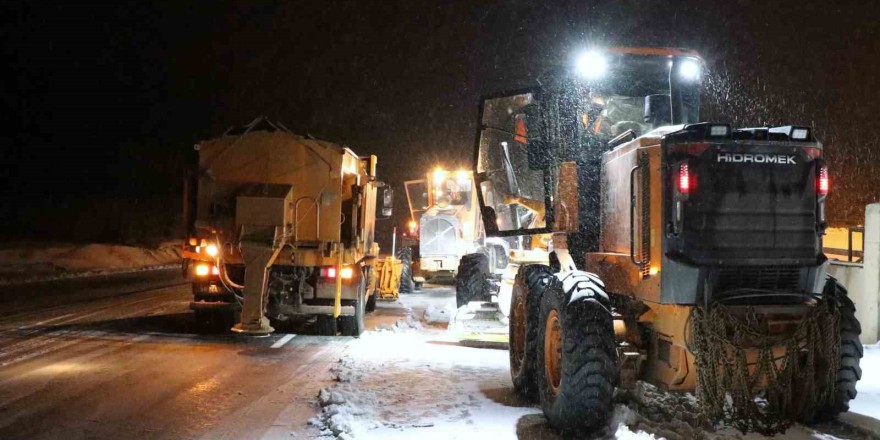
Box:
447 301 508 348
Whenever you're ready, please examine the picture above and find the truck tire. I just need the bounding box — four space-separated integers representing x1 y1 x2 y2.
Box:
818 277 863 418
339 278 367 337
510 264 553 401
366 289 377 313
536 272 617 435
456 253 490 308
365 267 377 313
397 247 415 294
315 315 338 336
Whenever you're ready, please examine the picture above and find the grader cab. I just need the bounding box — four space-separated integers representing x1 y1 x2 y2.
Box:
474 48 862 433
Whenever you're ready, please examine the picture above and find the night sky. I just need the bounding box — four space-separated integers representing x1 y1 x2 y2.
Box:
3 0 879 244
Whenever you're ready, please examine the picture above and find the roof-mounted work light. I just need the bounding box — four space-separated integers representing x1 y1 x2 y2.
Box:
790 127 810 140
575 50 607 79
678 59 701 81
708 124 730 138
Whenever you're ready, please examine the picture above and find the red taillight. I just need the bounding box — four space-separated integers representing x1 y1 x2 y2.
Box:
818 165 829 195
678 163 691 194
321 267 337 278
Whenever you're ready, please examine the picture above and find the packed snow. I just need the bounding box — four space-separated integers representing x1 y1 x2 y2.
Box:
0 240 182 284
306 290 880 440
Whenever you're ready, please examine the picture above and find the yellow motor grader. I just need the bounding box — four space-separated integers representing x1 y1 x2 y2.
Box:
473 47 863 434
182 117 393 336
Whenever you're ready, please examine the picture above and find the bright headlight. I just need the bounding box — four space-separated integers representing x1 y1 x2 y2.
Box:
679 59 701 81
195 264 210 277
433 168 446 185
575 50 607 79
205 244 218 257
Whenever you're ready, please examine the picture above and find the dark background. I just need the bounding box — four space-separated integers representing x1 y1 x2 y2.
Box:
2 0 879 248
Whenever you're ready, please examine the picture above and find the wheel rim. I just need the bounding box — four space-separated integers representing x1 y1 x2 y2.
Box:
544 309 562 396
511 296 526 371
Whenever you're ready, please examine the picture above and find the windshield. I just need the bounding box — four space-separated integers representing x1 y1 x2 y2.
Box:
404 179 429 223
473 53 702 237
583 54 699 139
477 92 547 234
431 172 473 209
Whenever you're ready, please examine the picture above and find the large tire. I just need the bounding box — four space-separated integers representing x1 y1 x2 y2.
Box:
315 315 338 336
456 253 490 308
365 267 377 313
397 247 415 294
818 277 863 417
510 264 554 401
339 277 367 337
366 289 377 313
535 272 617 435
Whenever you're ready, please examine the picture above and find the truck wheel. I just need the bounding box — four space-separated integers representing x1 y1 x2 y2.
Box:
456 253 489 308
365 267 377 313
536 273 617 435
366 289 377 313
339 278 367 337
315 315 338 336
397 247 415 294
510 264 553 401
818 277 863 418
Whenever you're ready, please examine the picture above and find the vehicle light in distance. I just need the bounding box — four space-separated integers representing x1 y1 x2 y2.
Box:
195 264 210 277
340 267 354 279
205 244 218 257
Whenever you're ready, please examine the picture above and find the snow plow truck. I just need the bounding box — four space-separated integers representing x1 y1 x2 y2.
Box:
183 117 393 336
404 168 518 298
468 47 863 434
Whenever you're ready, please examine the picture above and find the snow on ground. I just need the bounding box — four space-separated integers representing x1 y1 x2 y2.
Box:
0 240 182 284
850 342 880 417
309 328 660 440
309 290 880 440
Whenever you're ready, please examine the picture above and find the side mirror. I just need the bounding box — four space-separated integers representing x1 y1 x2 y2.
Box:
376 184 393 219
644 94 671 127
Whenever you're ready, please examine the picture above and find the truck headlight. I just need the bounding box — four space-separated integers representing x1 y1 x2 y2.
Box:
205 244 218 257
195 264 210 277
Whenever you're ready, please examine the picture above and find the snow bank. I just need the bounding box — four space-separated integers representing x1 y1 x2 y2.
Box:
0 240 182 284
423 303 455 325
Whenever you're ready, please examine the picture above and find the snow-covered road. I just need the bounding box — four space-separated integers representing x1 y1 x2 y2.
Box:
310 287 880 440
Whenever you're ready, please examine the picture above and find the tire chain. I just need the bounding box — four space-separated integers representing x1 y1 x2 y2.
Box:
691 300 840 434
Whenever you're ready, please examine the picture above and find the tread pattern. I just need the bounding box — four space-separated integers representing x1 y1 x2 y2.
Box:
822 277 863 416
536 274 617 435
510 264 554 400
397 247 415 294
455 253 490 308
